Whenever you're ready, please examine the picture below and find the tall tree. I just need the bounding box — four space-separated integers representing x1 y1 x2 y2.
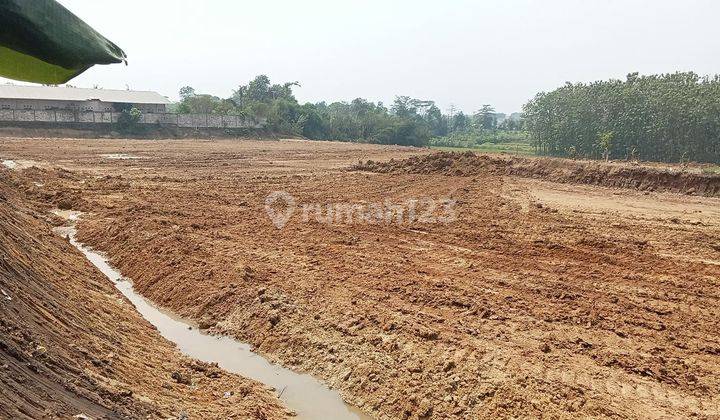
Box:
523 72 720 163
474 104 496 130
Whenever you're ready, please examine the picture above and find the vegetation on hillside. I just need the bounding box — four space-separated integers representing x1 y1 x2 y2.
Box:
524 72 720 163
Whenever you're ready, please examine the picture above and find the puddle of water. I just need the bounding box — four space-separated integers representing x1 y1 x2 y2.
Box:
100 153 141 160
52 209 82 221
52 215 369 420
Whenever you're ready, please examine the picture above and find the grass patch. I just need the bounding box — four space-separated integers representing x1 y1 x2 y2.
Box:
431 142 535 156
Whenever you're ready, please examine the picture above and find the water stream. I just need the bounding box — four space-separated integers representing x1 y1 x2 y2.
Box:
53 212 369 420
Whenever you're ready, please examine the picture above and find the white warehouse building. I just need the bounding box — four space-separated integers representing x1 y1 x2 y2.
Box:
0 84 170 114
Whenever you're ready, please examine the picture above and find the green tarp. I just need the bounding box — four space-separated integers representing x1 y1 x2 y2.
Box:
0 0 126 84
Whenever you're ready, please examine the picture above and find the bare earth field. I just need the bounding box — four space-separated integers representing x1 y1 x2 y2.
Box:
1 137 719 419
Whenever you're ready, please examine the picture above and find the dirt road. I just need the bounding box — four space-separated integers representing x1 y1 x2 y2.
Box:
1 138 719 419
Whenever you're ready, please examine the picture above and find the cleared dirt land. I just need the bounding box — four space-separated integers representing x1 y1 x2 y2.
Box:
1 137 719 419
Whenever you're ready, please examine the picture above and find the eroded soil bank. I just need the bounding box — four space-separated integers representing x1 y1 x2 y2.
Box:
0 162 288 418
2 138 720 419
57 216 368 420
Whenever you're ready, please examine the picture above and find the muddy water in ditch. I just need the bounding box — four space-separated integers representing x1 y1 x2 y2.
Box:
53 215 369 420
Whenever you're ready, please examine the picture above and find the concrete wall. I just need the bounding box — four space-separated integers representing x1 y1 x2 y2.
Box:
0 99 166 113
0 110 263 129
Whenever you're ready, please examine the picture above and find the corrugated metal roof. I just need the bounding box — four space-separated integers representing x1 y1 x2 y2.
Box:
0 84 171 104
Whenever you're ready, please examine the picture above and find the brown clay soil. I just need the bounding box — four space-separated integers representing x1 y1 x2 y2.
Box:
0 149 288 418
1 137 720 419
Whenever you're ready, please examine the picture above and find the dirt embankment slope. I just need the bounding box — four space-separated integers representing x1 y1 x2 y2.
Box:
356 151 720 196
0 171 287 419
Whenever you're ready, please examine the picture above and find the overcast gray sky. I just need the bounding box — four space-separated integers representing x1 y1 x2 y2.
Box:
5 0 720 114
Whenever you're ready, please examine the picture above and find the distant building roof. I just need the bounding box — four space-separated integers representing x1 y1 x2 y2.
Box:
0 84 171 104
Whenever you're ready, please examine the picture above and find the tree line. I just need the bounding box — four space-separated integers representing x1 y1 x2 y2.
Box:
174 75 522 147
523 72 720 163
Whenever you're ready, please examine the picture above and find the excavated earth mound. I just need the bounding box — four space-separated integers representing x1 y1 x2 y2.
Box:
355 152 720 196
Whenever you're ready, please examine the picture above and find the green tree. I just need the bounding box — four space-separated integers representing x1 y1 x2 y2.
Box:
523 72 720 163
474 105 496 130
116 107 142 134
179 86 195 100
177 93 221 114
451 112 471 133
598 131 614 161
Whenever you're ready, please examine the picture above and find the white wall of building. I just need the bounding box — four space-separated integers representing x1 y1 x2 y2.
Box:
0 98 166 113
